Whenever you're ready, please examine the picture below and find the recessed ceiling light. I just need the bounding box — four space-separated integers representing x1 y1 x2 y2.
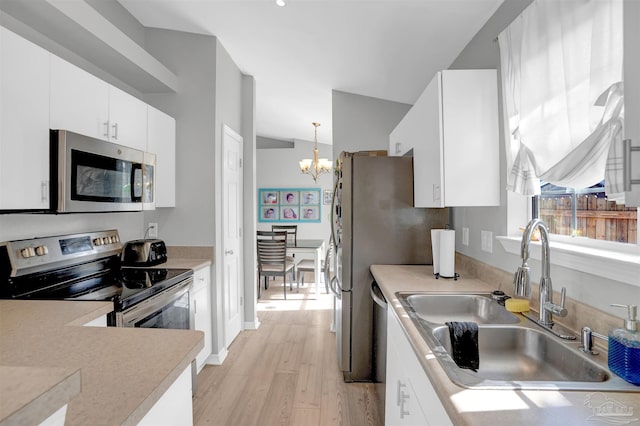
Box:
276 0 286 6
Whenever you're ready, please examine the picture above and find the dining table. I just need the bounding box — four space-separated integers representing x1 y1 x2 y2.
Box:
287 239 325 298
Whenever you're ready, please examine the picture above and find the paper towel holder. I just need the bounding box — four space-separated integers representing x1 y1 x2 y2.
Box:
435 272 460 280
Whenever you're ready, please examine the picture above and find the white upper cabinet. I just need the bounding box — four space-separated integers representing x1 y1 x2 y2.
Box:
392 69 500 208
50 55 110 141
50 56 147 151
147 106 176 207
0 27 51 210
108 85 147 151
389 101 421 157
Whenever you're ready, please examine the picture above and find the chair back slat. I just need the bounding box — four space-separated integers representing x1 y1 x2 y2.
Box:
257 231 289 271
271 225 297 246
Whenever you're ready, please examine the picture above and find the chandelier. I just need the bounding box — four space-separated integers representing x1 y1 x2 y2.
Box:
299 122 332 182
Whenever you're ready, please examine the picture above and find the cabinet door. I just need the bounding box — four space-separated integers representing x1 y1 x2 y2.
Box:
108 86 147 151
0 27 50 210
413 72 445 208
147 106 176 207
192 266 212 372
50 55 110 141
386 309 452 426
441 70 499 207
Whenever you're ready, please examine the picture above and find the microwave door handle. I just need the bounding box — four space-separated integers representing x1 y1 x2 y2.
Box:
131 163 142 202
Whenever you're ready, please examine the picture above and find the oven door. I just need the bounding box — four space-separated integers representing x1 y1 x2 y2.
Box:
115 278 193 329
52 129 145 212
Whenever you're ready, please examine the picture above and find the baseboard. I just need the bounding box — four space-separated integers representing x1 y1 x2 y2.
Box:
244 319 261 330
206 348 228 365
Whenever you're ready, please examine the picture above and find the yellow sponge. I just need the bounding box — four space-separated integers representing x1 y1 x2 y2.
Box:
505 298 530 313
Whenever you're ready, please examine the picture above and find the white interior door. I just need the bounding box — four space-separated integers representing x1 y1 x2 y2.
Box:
223 125 243 347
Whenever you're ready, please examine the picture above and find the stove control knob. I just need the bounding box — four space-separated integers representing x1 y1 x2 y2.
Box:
109 236 116 244
35 245 48 256
93 238 103 246
114 235 120 243
20 248 33 258
102 237 109 245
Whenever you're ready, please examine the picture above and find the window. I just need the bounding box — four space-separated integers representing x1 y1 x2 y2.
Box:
498 0 624 197
534 182 637 244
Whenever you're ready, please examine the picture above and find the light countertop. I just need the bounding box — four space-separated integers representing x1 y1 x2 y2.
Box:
370 265 640 426
160 258 212 270
0 300 203 426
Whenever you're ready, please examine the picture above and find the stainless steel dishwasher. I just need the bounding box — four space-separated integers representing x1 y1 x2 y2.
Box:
370 280 387 419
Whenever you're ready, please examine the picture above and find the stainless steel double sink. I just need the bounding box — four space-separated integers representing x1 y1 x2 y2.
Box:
396 292 639 392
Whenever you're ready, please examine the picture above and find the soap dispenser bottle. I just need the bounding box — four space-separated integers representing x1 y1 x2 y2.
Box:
608 304 639 385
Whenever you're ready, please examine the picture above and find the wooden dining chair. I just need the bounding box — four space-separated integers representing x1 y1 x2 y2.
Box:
272 225 298 263
257 231 297 299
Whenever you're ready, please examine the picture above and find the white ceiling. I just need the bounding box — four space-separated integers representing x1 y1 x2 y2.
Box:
118 0 503 144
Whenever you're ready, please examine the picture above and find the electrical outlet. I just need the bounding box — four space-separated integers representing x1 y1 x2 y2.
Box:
148 223 158 238
462 227 469 246
481 230 493 253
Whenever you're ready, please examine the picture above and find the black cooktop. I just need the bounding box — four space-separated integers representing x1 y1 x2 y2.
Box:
3 264 192 311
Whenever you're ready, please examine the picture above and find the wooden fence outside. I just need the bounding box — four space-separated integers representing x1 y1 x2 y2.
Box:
539 194 637 244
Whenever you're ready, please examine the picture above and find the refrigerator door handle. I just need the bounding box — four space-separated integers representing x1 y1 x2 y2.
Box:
330 177 340 250
330 277 341 298
324 240 333 290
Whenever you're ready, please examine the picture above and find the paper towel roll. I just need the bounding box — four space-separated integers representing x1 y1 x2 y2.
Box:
430 229 442 274
439 230 456 278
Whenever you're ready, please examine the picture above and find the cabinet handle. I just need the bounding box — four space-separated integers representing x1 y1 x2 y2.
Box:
194 299 197 314
111 123 119 140
225 250 234 255
397 380 410 418
396 381 406 405
395 142 402 154
103 122 110 138
41 181 48 203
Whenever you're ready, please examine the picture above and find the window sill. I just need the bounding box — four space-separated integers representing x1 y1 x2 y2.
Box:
496 235 640 287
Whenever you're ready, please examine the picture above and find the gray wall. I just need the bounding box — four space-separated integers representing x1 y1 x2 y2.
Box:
332 90 411 158
143 29 217 246
448 0 638 315
242 75 258 328
256 140 333 245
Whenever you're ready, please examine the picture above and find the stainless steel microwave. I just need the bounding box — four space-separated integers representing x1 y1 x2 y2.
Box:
50 130 155 213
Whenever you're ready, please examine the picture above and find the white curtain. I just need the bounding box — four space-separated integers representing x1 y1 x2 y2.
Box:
498 0 624 196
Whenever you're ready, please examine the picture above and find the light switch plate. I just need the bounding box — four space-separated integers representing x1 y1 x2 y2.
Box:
481 230 493 253
462 227 469 246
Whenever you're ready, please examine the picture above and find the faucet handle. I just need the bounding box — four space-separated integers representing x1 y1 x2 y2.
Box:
544 287 568 317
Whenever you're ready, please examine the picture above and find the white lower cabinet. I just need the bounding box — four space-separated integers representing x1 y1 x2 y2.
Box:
137 364 193 426
386 309 452 426
192 266 212 372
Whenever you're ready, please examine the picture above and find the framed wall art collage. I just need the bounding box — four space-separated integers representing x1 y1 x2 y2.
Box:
259 188 321 223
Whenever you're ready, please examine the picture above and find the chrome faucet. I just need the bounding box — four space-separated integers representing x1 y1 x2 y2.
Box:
515 219 568 328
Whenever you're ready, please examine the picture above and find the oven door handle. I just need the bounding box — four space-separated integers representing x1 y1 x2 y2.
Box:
117 277 193 327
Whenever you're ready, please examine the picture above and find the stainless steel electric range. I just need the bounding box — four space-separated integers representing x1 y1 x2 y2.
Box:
0 230 193 329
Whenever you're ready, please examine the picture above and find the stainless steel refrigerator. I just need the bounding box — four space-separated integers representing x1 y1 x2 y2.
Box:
330 151 449 383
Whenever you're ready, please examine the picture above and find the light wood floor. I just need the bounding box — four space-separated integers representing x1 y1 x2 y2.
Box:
193 278 383 426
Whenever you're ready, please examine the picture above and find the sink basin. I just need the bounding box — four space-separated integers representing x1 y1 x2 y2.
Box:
396 291 639 392
432 325 609 386
398 293 520 325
